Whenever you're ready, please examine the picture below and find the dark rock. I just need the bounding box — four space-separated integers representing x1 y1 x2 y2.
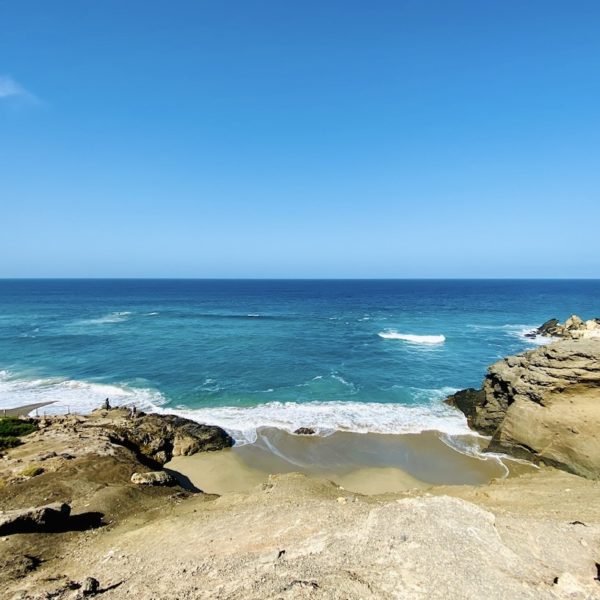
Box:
536 318 561 336
294 427 316 435
82 576 100 595
444 389 486 431
109 413 234 465
0 502 71 535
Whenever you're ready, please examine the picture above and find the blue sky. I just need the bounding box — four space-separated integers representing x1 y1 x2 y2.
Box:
1 1 599 277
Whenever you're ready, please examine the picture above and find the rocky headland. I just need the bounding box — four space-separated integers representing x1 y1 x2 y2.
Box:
446 315 600 479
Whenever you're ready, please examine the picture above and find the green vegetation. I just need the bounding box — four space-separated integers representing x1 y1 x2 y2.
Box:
0 417 37 452
19 465 44 478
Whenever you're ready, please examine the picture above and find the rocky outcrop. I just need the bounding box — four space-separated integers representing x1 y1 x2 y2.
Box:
447 339 600 478
106 411 235 465
0 502 71 535
527 315 600 340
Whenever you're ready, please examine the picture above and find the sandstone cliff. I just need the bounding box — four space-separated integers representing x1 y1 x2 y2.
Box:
447 339 600 478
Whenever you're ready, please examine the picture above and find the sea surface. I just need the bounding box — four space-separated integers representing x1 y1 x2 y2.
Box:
1 279 598 444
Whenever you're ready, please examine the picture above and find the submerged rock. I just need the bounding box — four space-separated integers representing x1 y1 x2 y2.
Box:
448 339 600 478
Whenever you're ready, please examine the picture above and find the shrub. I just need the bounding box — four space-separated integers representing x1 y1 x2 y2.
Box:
19 465 44 478
0 417 37 438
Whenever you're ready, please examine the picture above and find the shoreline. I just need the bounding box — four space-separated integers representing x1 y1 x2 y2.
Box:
167 427 536 495
3 401 536 495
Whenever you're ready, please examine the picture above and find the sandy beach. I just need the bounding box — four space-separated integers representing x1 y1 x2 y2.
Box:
167 427 535 495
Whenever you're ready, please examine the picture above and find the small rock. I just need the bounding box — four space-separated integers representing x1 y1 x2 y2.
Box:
336 497 347 504
82 576 100 596
130 471 175 486
552 572 585 594
37 451 57 461
294 427 316 435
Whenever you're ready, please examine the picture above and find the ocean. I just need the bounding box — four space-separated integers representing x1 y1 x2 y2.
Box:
1 279 599 444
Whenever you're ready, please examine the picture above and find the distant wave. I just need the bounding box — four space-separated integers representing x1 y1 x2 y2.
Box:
378 331 446 344
82 311 133 325
0 371 468 444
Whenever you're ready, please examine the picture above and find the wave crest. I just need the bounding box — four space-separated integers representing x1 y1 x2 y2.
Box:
378 331 446 344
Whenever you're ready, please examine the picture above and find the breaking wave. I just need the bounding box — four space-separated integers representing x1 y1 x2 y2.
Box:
0 372 468 445
379 331 446 344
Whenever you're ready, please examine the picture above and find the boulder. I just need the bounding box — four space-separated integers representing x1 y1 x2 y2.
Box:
0 502 71 535
131 471 175 486
444 389 486 432
448 339 600 478
109 413 234 465
82 577 100 596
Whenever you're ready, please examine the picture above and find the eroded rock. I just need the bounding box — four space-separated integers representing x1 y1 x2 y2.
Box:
109 413 234 465
0 502 71 535
448 339 600 478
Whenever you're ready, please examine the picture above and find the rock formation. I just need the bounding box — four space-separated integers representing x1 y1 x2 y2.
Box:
0 502 71 535
106 411 235 465
447 338 600 478
526 314 600 340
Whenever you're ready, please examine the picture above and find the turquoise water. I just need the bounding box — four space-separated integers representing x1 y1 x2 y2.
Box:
1 279 598 442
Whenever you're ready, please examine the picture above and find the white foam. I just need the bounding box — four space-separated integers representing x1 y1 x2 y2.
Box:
504 325 556 346
0 371 468 445
0 370 165 415
167 394 470 445
379 331 446 344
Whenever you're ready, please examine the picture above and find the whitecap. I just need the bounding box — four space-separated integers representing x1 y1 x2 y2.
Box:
378 331 446 344
82 311 133 325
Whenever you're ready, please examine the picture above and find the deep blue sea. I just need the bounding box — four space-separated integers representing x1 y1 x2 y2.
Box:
1 279 598 443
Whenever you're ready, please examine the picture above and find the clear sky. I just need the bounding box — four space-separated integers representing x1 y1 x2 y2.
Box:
1 1 599 278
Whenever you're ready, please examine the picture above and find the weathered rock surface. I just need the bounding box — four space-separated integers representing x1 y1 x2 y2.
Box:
108 412 234 465
131 471 175 486
528 315 600 340
448 339 600 478
7 472 600 600
0 502 71 535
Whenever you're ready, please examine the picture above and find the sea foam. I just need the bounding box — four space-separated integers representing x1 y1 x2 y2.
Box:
0 370 165 415
378 331 446 344
0 371 467 444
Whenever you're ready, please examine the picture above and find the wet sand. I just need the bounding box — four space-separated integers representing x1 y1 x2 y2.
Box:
168 427 536 495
